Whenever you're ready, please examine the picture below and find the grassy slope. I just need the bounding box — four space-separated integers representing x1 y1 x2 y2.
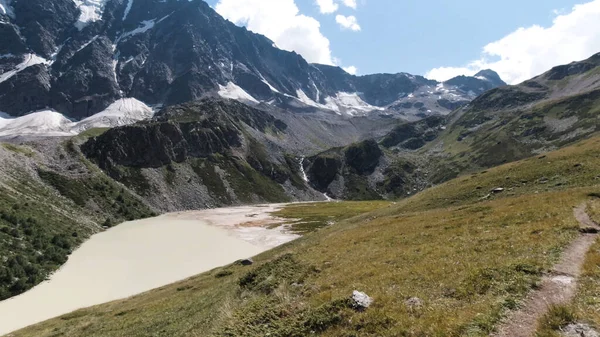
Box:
0 180 90 301
430 89 600 179
274 201 391 234
534 198 600 336
0 140 155 301
570 217 600 326
11 136 600 337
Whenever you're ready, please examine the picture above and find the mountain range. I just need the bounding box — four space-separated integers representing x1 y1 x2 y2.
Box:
0 0 504 134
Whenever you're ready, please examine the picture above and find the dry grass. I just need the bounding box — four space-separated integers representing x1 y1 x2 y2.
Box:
561 199 600 331
273 200 392 233
536 305 577 337
11 136 600 337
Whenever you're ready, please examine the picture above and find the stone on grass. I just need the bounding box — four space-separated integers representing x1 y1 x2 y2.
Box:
351 290 373 310
562 323 599 337
405 297 423 309
239 258 254 266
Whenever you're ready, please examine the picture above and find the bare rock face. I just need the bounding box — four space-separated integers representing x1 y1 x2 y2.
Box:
304 138 384 200
0 64 52 115
82 99 284 169
79 99 319 211
12 0 79 57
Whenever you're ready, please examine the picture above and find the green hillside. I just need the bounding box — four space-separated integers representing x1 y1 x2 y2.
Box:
12 135 600 337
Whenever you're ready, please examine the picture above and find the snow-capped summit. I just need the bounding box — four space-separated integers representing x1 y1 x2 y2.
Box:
0 0 506 137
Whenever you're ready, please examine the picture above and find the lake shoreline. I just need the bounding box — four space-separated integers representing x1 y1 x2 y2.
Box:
0 204 298 336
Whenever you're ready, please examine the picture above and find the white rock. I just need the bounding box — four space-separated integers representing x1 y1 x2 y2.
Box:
352 290 373 309
562 324 599 337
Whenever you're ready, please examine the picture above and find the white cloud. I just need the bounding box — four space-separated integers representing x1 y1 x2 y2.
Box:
335 15 361 31
341 0 357 9
343 66 358 75
426 67 474 82
315 0 338 14
315 0 357 14
426 0 600 84
215 0 334 65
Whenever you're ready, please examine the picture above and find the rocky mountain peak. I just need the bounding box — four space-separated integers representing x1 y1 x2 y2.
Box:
443 69 507 102
474 69 506 86
0 0 507 137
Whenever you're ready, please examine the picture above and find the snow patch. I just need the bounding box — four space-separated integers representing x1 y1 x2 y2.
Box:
72 98 153 133
116 19 155 43
75 35 99 54
0 0 15 19
73 0 109 31
324 92 383 116
259 74 280 93
218 82 259 104
0 54 50 84
122 0 133 20
293 90 381 116
0 98 154 137
0 110 75 137
296 89 321 108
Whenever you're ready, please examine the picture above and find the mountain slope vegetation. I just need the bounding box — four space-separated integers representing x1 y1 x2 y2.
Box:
310 52 600 201
0 139 155 300
12 134 600 337
428 52 600 174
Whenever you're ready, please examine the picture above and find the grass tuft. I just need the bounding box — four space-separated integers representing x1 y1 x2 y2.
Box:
536 305 577 337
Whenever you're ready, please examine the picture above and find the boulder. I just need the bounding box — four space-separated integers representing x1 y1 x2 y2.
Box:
351 290 373 310
239 258 254 266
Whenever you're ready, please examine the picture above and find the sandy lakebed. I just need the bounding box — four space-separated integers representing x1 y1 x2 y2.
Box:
0 204 299 336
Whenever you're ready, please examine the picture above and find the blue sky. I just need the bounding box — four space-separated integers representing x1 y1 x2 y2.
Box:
208 0 600 84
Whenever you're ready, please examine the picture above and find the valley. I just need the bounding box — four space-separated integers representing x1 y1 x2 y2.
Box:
1 0 600 336
0 49 598 337
7 134 600 337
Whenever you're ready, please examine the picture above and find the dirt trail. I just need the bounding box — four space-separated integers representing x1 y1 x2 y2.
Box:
492 204 600 337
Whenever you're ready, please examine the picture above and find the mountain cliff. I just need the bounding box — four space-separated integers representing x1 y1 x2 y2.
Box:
81 99 328 211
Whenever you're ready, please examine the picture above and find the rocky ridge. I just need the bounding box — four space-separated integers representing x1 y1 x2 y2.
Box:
0 0 505 133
